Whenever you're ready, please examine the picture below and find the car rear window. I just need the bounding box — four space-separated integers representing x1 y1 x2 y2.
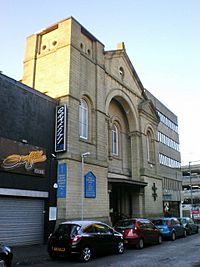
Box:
115 220 135 229
56 224 81 237
152 219 166 226
180 218 187 224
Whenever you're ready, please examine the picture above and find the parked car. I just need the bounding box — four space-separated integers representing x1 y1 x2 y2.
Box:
150 217 187 240
0 244 13 267
178 217 199 235
114 218 162 249
47 220 124 262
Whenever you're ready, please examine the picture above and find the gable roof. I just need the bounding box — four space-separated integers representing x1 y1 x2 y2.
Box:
138 98 160 123
104 42 147 99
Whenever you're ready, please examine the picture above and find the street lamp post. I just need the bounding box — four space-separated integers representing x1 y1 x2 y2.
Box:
188 160 200 219
81 152 90 220
189 161 193 211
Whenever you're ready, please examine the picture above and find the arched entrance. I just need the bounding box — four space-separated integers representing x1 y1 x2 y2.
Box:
105 90 146 225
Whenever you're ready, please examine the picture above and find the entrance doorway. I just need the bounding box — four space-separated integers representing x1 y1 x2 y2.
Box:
109 182 144 225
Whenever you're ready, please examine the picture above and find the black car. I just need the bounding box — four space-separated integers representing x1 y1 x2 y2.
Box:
178 217 199 235
47 220 124 262
0 244 13 267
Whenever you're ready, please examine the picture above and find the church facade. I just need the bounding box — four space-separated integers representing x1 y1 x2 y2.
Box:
22 16 182 224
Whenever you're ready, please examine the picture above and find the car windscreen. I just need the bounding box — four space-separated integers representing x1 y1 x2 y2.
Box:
115 220 135 229
55 224 81 237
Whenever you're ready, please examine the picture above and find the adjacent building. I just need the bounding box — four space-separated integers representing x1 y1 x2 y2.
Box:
21 16 182 225
0 73 57 245
145 90 182 216
182 164 200 219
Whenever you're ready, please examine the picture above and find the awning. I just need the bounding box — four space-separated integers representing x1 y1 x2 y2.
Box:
108 177 147 187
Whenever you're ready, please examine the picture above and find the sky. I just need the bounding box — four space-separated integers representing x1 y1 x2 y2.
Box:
1 0 200 166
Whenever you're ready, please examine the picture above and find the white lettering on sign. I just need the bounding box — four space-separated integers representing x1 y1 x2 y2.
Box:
55 105 67 152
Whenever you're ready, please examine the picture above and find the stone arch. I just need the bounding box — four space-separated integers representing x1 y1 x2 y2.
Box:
109 114 123 132
106 88 144 224
80 93 94 109
144 124 157 140
105 88 139 132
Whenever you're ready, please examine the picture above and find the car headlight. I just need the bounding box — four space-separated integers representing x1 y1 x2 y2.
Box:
4 246 11 254
48 233 53 239
118 233 123 238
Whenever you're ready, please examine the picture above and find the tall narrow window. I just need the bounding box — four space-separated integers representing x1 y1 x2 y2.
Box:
112 124 118 155
147 130 154 162
79 99 88 139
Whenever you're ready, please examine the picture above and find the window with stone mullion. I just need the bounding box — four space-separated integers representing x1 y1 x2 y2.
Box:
79 99 88 139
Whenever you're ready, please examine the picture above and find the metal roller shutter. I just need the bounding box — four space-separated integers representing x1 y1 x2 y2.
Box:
0 197 44 246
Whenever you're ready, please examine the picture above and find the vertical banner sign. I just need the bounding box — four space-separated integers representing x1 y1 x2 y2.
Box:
85 171 96 198
55 105 67 152
57 162 67 198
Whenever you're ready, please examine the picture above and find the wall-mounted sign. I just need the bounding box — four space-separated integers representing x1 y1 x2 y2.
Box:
49 207 57 221
85 171 96 198
57 162 67 198
0 137 47 176
55 105 67 152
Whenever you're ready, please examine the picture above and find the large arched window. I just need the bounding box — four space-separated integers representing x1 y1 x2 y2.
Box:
112 124 119 155
147 130 154 162
79 99 88 139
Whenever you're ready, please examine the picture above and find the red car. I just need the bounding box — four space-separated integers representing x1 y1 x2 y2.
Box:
114 218 162 249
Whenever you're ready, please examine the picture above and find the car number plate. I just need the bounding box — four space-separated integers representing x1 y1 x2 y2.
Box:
53 247 65 252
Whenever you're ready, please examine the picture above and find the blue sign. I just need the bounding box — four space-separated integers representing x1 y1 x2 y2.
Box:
57 163 67 198
85 171 96 198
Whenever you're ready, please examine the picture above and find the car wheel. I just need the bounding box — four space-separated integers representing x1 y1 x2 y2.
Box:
116 241 124 254
171 232 176 241
79 246 92 262
157 235 162 244
0 259 6 267
136 238 144 249
183 229 187 238
196 227 199 234
188 228 192 235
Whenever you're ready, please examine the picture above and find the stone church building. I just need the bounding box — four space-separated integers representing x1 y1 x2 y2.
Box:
22 16 182 225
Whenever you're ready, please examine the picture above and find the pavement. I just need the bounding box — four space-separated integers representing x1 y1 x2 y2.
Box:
12 243 49 266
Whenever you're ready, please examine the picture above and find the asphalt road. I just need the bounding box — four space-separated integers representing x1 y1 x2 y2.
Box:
13 233 200 267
